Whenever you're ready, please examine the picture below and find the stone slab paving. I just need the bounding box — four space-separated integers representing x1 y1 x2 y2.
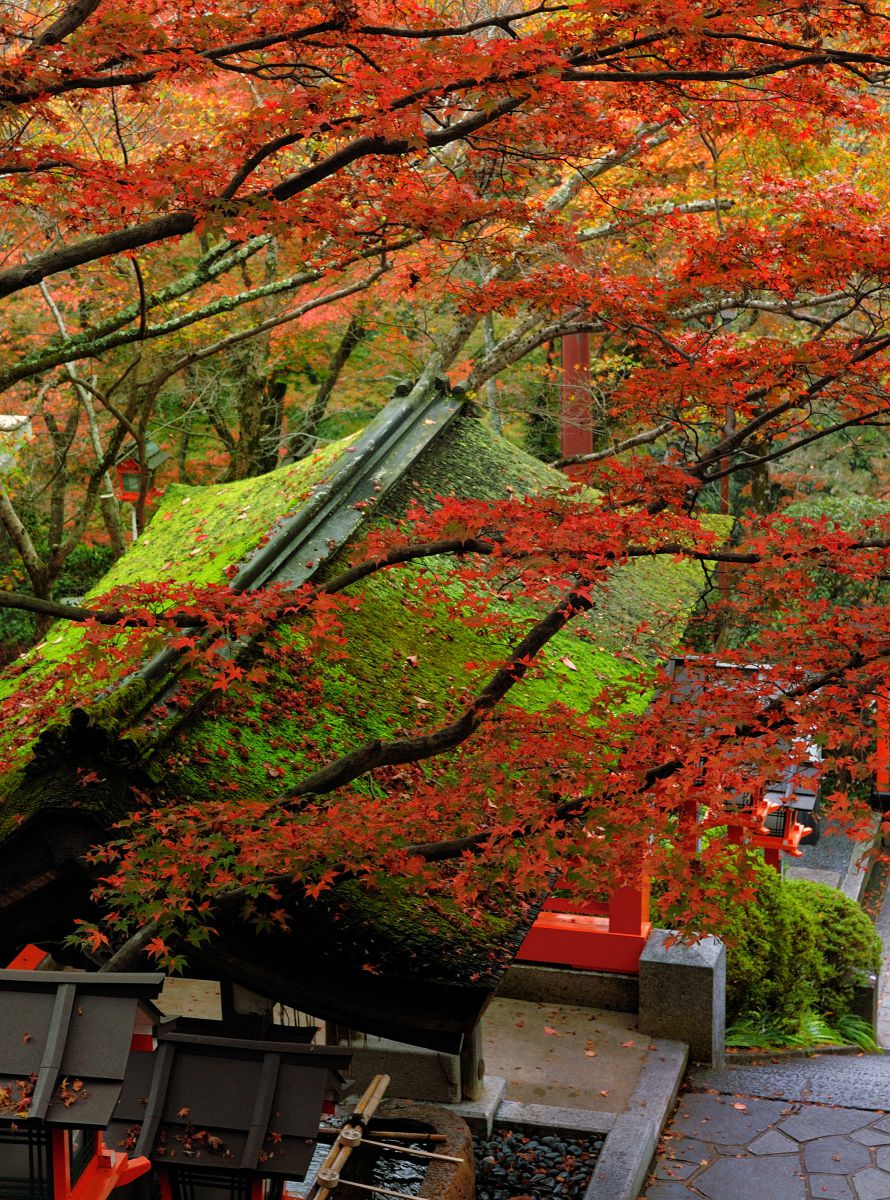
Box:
641 1057 890 1200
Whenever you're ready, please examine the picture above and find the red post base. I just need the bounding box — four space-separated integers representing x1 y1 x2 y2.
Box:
7 943 50 970
519 884 652 974
517 910 652 973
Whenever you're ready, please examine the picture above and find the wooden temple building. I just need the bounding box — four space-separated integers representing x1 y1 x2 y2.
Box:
0 386 724 1062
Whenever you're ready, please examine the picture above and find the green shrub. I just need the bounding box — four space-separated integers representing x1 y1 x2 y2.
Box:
663 853 881 1029
712 854 818 1021
783 877 882 1017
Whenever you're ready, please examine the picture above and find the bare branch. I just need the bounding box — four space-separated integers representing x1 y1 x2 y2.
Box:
552 423 673 468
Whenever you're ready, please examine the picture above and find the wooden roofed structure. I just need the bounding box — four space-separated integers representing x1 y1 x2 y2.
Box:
0 386 723 1052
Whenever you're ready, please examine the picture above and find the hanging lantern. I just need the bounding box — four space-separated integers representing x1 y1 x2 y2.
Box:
0 964 162 1200
115 442 170 503
116 457 142 503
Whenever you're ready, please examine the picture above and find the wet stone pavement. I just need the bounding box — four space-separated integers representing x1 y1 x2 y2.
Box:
642 1083 890 1200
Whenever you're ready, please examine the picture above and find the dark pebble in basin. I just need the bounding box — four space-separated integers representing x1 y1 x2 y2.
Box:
473 1129 604 1199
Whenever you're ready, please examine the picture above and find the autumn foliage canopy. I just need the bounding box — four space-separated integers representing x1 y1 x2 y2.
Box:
3 0 890 967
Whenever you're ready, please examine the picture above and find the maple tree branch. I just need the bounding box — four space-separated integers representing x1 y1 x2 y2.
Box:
0 236 424 393
9 27 889 109
5 525 890 627
98 639 890 973
565 52 890 85
691 333 890 476
699 404 890 485
0 537 500 627
552 424 673 468
0 591 197 627
28 0 100 49
0 212 197 301
146 265 389 391
280 582 599 802
0 92 523 301
466 315 604 389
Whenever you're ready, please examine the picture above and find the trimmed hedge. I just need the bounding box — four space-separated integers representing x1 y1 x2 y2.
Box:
713 855 880 1023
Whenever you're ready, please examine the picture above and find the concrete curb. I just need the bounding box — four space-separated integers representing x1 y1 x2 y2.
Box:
584 1038 688 1200
494 1099 615 1136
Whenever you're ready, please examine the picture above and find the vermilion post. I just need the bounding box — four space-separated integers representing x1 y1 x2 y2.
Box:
876 690 890 800
560 332 593 461
608 882 650 936
51 1131 70 1200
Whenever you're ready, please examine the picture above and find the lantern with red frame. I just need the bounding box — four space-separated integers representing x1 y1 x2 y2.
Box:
115 442 169 504
0 965 163 1200
105 1018 352 1200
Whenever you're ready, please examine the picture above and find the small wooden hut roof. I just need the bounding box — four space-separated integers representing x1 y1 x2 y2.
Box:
0 388 727 1051
0 968 163 1128
107 1025 352 1178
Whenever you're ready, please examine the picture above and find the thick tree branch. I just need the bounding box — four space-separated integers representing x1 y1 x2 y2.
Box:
552 424 673 468
0 97 523 301
28 0 100 48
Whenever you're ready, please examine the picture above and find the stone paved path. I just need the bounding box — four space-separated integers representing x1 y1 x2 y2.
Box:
642 1057 890 1200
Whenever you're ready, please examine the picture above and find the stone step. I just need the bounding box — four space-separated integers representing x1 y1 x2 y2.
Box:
691 1053 890 1111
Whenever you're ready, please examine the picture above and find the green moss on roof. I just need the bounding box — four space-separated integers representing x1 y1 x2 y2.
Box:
374 413 565 520
104 435 356 590
376 413 727 662
0 436 355 785
586 513 734 657
167 567 649 806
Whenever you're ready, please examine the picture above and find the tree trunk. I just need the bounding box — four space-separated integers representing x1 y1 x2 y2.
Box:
286 314 368 463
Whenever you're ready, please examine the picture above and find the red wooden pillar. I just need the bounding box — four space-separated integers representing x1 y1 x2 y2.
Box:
763 847 781 871
876 689 890 800
608 882 650 936
560 332 592 460
51 1131 70 1200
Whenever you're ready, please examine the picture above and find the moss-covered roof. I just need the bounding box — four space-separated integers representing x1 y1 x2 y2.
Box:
0 436 354 804
0 401 720 827
0 395 724 1009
